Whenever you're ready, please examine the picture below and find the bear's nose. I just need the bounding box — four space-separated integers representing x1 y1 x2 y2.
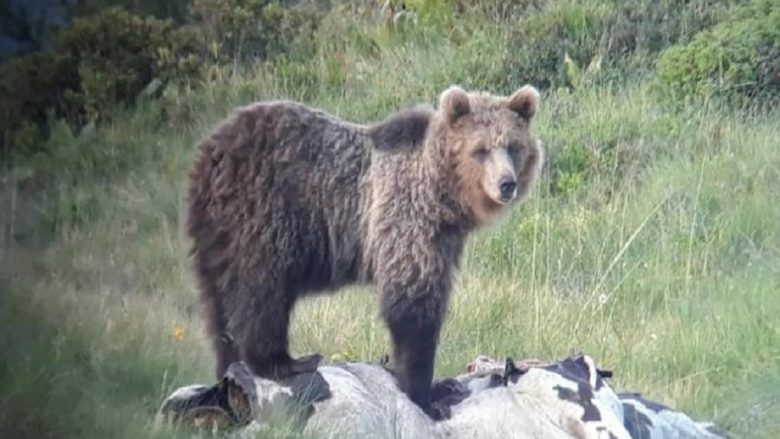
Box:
499 177 517 200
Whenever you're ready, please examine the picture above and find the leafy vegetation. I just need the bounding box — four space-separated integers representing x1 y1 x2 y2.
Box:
0 1 324 162
0 7 206 160
1 1 779 438
657 0 780 103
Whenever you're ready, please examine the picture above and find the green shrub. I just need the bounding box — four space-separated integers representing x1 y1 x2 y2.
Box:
68 0 192 22
0 7 207 161
551 142 596 195
498 0 611 89
0 52 76 158
188 0 325 63
494 0 737 91
457 0 535 22
604 0 736 61
657 0 780 103
54 7 206 124
0 1 327 163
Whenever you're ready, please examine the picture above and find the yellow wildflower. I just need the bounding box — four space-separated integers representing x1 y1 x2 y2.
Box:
173 325 185 341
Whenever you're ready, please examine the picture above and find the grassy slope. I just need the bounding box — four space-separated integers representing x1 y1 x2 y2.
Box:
1 4 779 439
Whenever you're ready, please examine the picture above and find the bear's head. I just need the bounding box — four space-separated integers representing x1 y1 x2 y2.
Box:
435 85 543 225
367 85 543 226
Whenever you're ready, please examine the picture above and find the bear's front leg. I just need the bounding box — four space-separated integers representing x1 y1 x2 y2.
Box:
381 284 449 420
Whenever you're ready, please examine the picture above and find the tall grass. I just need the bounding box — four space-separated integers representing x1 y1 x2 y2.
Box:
1 3 778 439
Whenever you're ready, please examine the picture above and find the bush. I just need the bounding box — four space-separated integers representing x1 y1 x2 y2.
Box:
494 0 737 91
0 2 328 163
0 52 77 157
500 1 612 89
188 0 325 64
0 7 207 160
54 7 206 123
657 0 780 103
604 0 735 61
69 0 192 22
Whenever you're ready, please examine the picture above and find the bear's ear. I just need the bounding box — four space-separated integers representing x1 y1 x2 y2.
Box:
439 85 471 124
368 106 432 151
507 85 540 120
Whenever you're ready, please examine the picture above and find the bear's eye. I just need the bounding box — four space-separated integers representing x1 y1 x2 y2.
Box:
506 144 520 158
472 147 489 161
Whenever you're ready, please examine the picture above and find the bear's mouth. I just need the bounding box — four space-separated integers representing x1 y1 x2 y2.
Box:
486 190 515 206
482 194 509 212
496 194 515 205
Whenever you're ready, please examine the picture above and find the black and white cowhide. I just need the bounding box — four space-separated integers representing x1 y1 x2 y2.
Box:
156 354 725 439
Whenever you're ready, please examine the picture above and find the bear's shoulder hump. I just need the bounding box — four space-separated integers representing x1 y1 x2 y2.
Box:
368 106 433 151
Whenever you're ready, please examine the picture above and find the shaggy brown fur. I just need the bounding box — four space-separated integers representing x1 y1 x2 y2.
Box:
186 85 543 419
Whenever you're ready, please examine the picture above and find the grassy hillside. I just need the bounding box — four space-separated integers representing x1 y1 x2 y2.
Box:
1 1 779 438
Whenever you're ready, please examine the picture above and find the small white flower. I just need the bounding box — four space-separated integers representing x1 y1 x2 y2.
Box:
650 333 658 341
598 293 609 305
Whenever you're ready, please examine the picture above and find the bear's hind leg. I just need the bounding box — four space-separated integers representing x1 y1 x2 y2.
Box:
197 270 240 379
233 286 321 380
215 331 240 379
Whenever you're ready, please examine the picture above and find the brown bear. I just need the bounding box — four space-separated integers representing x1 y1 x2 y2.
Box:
186 85 543 419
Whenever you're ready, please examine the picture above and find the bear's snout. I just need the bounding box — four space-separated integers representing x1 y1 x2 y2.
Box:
498 176 517 202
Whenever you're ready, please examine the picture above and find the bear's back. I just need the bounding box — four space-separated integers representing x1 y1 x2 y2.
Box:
188 100 376 292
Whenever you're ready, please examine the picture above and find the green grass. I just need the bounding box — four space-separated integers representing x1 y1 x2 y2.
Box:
1 3 779 439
